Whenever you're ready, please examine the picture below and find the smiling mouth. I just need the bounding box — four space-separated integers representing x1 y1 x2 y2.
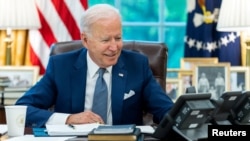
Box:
105 53 117 57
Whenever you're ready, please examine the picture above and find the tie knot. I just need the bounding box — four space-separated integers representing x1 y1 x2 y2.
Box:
98 68 106 77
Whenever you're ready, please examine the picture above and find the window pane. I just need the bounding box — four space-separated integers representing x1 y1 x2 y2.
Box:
165 0 187 22
123 26 158 41
121 0 159 22
165 26 186 68
88 0 114 6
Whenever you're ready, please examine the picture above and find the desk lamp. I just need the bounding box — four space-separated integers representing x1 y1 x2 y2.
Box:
0 0 41 65
217 0 250 66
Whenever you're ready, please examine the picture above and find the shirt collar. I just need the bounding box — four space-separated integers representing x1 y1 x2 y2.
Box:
87 51 112 78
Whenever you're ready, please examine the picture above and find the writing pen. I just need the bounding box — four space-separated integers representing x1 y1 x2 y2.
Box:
68 124 75 130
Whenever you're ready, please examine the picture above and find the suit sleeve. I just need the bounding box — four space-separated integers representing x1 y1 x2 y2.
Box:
15 57 57 127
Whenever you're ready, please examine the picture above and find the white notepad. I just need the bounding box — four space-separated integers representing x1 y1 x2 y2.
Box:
136 125 155 134
0 124 7 135
45 123 100 136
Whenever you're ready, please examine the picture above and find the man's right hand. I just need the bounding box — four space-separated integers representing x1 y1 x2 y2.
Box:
65 110 104 124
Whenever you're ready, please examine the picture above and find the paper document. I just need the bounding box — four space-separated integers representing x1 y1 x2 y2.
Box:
5 135 75 141
136 125 155 134
0 124 7 135
45 123 100 136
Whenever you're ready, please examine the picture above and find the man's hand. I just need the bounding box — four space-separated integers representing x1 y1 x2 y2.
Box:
66 110 104 124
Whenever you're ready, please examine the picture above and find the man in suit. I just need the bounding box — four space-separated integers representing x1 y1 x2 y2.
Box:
15 4 173 128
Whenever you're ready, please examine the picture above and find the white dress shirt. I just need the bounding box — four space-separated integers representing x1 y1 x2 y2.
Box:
46 51 113 125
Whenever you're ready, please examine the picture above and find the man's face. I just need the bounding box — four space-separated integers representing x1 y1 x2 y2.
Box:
82 16 123 68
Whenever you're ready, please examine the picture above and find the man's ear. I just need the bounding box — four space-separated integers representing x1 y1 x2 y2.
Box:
81 32 88 46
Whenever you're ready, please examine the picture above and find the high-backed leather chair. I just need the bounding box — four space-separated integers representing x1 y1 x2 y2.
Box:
50 40 168 90
50 40 168 125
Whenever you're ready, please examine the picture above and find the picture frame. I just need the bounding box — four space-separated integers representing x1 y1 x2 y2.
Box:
0 66 39 91
193 63 231 100
166 68 180 79
180 57 219 70
230 66 250 91
165 78 182 102
37 75 44 82
178 69 193 94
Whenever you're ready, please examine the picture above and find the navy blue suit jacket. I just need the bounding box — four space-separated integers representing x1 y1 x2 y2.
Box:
16 47 173 127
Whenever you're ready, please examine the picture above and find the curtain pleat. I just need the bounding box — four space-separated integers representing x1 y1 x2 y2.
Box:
14 30 28 65
24 39 32 66
0 30 29 66
240 32 247 66
0 30 6 65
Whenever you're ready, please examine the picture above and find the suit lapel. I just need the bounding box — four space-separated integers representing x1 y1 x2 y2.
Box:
111 58 127 124
70 49 87 113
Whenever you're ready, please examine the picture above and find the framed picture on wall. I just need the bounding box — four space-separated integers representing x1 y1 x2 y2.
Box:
178 69 193 94
0 66 39 91
193 63 231 100
180 57 218 70
165 78 182 102
230 66 250 91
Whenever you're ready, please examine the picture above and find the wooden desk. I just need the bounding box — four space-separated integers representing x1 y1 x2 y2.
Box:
0 105 6 124
0 135 8 141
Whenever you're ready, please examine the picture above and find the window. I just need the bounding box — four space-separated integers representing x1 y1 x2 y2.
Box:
89 0 187 69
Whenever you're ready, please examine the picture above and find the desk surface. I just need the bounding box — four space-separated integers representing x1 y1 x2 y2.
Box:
1 135 161 141
0 128 162 141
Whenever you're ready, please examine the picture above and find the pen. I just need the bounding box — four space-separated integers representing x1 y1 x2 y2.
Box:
68 124 75 130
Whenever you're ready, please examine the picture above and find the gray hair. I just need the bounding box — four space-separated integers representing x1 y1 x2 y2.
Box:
80 4 121 36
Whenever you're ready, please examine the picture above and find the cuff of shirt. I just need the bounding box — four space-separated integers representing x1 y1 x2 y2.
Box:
46 113 70 125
